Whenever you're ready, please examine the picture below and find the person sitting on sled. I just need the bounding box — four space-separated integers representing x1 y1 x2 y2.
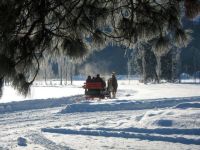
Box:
86 75 92 83
95 74 106 89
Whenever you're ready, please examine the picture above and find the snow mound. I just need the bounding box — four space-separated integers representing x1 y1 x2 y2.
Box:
136 110 175 127
0 95 81 114
137 110 164 121
60 97 200 113
17 137 27 146
175 102 200 109
60 101 147 113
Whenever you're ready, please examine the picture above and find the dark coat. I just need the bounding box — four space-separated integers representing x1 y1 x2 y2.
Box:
111 76 118 92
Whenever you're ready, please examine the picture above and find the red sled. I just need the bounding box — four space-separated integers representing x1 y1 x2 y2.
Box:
83 82 110 99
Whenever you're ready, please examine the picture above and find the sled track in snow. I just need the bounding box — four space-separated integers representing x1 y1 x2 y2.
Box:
41 128 200 145
27 132 73 150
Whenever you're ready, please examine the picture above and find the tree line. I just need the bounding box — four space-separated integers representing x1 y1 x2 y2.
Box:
0 0 200 96
127 18 200 83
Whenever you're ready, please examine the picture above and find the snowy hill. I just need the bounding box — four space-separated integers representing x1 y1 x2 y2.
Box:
0 80 200 150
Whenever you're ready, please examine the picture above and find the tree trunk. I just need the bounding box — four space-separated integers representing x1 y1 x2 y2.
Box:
142 50 147 83
65 72 68 85
127 58 131 84
176 50 181 83
171 49 181 83
171 50 176 82
70 73 73 85
44 68 47 85
70 63 73 85
156 56 161 83
60 65 63 85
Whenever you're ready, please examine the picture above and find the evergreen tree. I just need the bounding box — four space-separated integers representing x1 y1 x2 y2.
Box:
0 0 199 96
132 42 157 83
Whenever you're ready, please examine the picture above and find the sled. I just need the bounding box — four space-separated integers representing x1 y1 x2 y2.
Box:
83 82 110 100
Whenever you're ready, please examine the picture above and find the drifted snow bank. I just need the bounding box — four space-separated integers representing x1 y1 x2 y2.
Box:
60 97 200 113
137 109 200 129
0 95 83 114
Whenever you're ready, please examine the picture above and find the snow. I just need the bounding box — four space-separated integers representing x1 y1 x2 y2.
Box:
0 79 200 150
1 81 84 103
60 97 200 113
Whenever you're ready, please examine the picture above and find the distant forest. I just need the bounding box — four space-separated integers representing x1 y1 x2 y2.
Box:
79 18 200 77
37 18 200 83
181 18 200 75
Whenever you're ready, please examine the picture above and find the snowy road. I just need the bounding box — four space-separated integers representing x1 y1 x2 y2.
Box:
0 80 200 150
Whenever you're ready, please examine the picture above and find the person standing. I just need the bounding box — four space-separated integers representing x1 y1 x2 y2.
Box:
107 78 113 98
111 72 118 98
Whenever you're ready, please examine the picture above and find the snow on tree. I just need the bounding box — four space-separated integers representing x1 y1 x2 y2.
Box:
0 0 200 96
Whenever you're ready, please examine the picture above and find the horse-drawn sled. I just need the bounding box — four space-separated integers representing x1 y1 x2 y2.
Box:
83 82 110 100
83 73 118 100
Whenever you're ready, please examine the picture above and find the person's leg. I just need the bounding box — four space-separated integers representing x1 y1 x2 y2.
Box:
111 91 114 98
112 90 116 98
113 89 117 98
113 92 116 98
109 91 111 98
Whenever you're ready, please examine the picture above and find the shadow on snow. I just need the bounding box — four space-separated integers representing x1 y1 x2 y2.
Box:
41 127 200 145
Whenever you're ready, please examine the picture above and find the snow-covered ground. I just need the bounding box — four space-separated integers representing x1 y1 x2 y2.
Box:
0 80 200 150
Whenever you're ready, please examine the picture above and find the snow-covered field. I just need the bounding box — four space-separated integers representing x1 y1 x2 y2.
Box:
0 80 200 150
